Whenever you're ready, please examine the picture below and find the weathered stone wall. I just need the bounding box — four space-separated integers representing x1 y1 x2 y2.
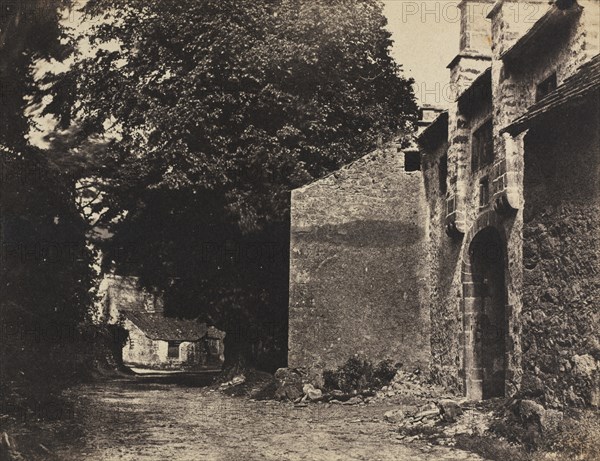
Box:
97 275 164 323
492 0 600 133
422 139 465 392
288 146 430 374
522 106 600 407
429 0 525 396
420 0 599 400
422 140 522 399
489 0 600 406
490 1 549 58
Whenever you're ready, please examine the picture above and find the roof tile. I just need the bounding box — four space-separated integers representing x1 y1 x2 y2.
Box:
123 310 223 341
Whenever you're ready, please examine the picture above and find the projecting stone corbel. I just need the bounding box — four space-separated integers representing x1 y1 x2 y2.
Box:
491 133 524 214
446 220 465 239
445 194 466 239
493 192 517 215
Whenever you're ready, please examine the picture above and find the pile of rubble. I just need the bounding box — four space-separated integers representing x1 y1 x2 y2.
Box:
384 399 465 426
378 370 499 444
271 368 376 405
372 369 449 401
383 399 496 445
269 367 452 405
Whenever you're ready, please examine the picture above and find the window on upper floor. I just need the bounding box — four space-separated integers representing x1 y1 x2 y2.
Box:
439 154 448 195
479 176 489 208
536 73 557 102
471 120 494 172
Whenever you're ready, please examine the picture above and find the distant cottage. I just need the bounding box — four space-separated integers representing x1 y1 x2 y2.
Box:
98 274 225 371
122 311 225 371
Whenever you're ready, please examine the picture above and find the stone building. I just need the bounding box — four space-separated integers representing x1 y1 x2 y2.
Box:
122 311 225 371
418 0 599 405
289 0 600 407
98 274 226 371
288 144 431 374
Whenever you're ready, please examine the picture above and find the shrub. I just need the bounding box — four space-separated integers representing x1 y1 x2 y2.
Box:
322 370 339 391
337 356 373 392
535 410 600 461
372 359 397 388
322 356 398 392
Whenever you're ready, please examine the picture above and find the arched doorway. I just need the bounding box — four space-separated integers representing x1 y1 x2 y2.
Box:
464 227 507 400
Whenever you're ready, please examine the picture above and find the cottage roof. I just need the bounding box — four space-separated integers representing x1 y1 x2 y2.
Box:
502 54 600 135
123 310 224 341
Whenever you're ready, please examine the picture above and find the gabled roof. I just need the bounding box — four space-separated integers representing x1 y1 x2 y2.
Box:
502 54 600 135
123 310 223 341
417 111 449 150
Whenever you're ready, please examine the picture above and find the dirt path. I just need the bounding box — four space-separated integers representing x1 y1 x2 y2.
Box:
33 379 486 461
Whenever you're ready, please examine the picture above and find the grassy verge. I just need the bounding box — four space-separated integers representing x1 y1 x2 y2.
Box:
454 408 600 461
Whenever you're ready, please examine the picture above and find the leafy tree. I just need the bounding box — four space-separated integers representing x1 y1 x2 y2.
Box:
1 0 71 147
1 0 90 332
0 0 98 406
37 0 418 369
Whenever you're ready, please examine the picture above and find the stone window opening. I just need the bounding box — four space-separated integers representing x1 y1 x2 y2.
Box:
479 177 489 208
167 340 182 359
129 337 134 349
404 151 421 172
439 154 448 195
536 73 557 102
471 119 494 172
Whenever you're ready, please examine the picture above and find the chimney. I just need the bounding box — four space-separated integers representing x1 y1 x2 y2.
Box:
447 1 495 99
458 0 496 54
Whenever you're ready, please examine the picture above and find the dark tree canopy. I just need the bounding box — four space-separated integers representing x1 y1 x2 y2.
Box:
41 0 417 229
36 0 418 368
1 0 72 147
0 0 98 402
1 0 92 333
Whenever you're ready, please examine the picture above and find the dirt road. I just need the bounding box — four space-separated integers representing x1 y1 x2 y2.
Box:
32 378 485 461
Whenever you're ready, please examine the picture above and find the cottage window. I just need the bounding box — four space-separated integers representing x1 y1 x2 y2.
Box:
536 73 557 102
167 341 181 358
471 120 493 172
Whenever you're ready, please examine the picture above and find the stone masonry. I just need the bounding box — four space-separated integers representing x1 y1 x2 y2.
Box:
288 145 430 375
289 0 599 407
419 0 600 406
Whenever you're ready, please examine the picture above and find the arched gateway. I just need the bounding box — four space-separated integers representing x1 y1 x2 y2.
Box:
462 225 508 400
